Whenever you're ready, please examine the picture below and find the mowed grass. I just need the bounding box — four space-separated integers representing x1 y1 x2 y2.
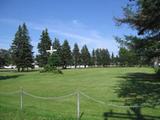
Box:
0 67 160 120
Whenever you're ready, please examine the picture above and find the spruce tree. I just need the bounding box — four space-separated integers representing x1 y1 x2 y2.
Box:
111 52 114 65
91 49 96 66
116 0 160 70
11 23 34 71
101 49 110 66
37 29 51 67
21 23 34 71
61 40 72 69
0 49 11 68
72 43 80 68
53 38 62 66
95 48 110 66
11 25 22 71
95 49 101 66
81 45 90 68
48 53 61 68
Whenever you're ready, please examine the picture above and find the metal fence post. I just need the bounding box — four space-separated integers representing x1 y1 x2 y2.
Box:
77 91 80 120
20 87 23 110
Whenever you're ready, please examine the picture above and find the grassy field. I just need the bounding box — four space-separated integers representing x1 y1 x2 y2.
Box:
0 67 160 120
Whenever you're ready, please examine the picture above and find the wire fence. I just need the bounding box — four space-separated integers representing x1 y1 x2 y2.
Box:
0 89 148 120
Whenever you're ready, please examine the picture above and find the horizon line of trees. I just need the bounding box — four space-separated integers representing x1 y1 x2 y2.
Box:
36 28 111 69
0 24 112 71
0 23 156 71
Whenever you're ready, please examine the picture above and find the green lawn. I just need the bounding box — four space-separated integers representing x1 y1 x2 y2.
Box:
0 67 160 120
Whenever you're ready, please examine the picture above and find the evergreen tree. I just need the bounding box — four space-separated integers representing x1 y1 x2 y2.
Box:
111 52 114 65
91 49 96 66
81 45 90 68
37 29 51 67
43 53 62 74
118 47 137 66
95 48 110 66
61 40 72 69
72 43 80 68
116 0 160 69
115 55 119 66
48 53 61 68
21 23 34 70
11 25 22 71
11 23 34 71
95 49 101 66
53 38 62 66
101 49 110 66
115 36 145 66
0 49 11 68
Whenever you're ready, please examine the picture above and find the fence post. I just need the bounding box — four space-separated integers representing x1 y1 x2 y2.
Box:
77 91 80 120
20 87 23 110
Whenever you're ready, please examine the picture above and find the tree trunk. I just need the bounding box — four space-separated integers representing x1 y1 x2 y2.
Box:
131 107 144 120
21 67 24 72
18 67 20 72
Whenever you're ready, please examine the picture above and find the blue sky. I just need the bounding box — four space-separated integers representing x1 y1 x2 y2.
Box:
0 0 136 55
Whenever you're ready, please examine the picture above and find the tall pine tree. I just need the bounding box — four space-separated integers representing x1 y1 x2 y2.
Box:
95 48 110 66
61 40 72 69
0 49 11 68
81 45 90 68
111 52 115 65
22 23 34 70
95 49 101 66
37 29 51 67
72 43 80 68
101 49 110 66
91 49 96 66
11 23 34 71
52 38 62 66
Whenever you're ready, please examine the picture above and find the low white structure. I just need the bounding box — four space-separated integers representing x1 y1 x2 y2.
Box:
154 57 160 68
4 65 16 69
67 65 89 69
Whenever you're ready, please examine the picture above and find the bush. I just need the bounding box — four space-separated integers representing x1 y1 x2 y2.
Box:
40 64 63 74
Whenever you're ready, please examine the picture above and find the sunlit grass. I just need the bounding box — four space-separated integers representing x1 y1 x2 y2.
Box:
0 67 159 120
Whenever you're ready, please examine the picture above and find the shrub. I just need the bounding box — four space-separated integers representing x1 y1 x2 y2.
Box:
40 64 62 74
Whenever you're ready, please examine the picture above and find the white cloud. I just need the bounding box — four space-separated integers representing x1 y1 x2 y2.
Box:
0 18 118 54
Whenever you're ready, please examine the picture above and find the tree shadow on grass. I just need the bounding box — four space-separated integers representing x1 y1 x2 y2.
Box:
116 72 160 107
108 72 160 120
103 109 160 120
0 75 23 80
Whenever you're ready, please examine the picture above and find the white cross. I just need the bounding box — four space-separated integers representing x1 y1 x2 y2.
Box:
46 46 57 54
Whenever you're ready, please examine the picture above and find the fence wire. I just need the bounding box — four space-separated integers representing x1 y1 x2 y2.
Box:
0 89 144 108
23 91 76 100
80 91 141 108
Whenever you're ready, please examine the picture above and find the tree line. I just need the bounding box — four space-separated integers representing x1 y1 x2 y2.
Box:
1 0 159 73
0 24 113 71
36 28 111 69
0 23 155 71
